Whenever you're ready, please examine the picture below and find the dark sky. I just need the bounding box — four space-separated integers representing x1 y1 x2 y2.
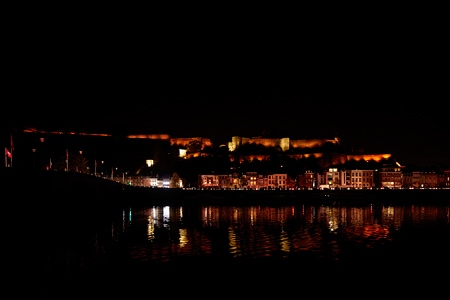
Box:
4 7 449 167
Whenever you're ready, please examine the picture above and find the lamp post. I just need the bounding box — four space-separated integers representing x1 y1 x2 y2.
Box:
65 149 69 171
100 160 104 178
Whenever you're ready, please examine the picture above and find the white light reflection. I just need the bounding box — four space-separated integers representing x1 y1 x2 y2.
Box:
147 207 156 241
326 207 337 232
163 206 170 227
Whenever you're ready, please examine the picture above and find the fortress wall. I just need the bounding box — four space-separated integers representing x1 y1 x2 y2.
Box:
290 138 339 149
247 137 279 148
229 136 279 151
127 134 171 139
170 137 212 148
229 136 340 152
347 154 392 162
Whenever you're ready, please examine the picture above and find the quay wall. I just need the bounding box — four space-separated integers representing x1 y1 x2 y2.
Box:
2 168 450 207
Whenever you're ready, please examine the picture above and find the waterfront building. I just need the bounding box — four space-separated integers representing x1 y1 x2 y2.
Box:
378 164 403 189
402 170 444 189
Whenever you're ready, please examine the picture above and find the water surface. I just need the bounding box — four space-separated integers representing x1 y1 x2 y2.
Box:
12 195 450 298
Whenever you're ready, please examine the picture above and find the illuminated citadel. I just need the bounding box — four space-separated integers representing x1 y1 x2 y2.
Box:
227 136 341 152
20 127 392 168
166 135 392 166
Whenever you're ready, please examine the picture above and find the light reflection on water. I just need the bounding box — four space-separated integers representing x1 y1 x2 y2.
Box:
28 198 450 298
119 204 450 265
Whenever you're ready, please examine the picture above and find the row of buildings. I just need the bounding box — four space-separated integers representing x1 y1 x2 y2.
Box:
111 164 450 190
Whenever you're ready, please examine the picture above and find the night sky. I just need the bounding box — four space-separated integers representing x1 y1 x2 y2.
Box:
4 7 449 167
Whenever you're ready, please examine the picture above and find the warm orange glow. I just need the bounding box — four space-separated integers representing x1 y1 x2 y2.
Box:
127 134 170 139
78 132 111 137
347 153 392 162
22 127 111 137
170 137 212 148
290 137 340 149
228 136 340 152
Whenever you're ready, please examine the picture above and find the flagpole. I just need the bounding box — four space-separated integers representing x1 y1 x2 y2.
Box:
9 133 14 168
5 147 12 167
66 149 69 171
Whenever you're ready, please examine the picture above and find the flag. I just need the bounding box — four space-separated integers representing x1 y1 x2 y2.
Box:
5 147 12 159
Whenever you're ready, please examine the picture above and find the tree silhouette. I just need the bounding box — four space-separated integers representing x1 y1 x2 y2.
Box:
170 172 181 188
186 140 202 153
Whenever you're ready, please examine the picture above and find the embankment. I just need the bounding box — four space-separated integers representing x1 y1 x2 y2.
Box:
3 168 449 207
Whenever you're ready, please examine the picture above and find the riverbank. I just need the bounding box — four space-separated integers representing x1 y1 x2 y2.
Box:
125 185 450 206
3 168 450 206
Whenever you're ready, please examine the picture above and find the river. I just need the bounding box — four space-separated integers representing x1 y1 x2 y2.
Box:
6 191 450 299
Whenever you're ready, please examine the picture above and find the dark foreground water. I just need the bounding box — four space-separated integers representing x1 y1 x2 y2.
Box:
7 193 450 299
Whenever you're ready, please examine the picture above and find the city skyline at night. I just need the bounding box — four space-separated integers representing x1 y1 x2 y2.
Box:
2 126 448 174
3 7 449 297
4 8 448 168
